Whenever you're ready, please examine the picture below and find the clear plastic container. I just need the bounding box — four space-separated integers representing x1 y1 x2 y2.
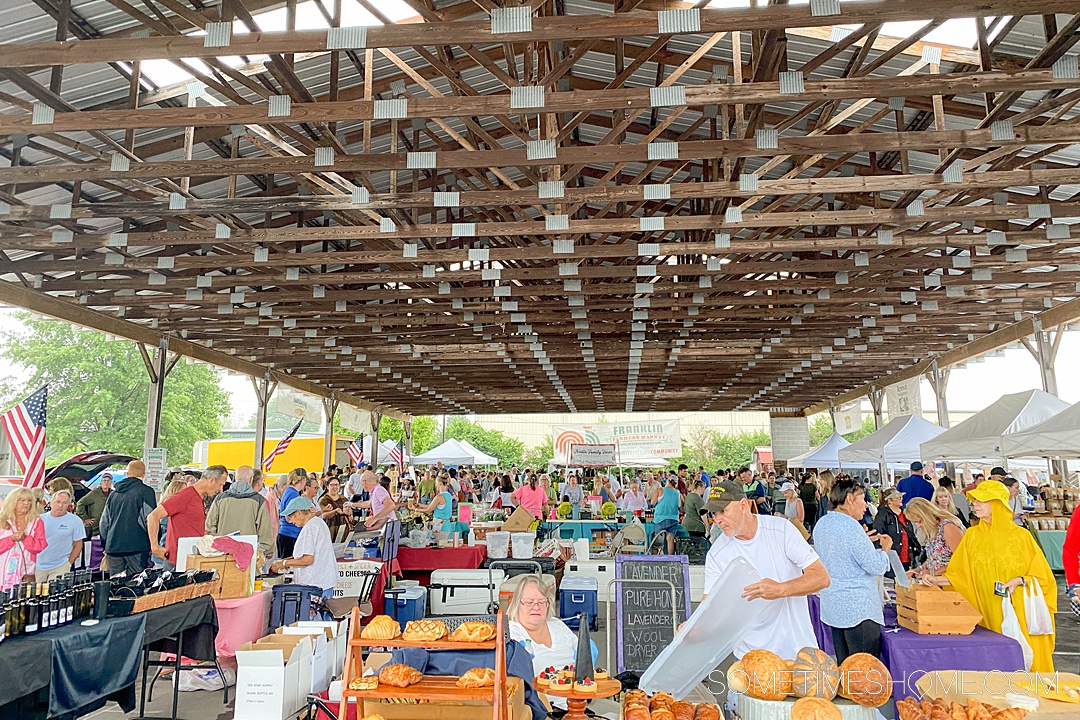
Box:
510 532 536 559
487 531 510 559
639 556 762 700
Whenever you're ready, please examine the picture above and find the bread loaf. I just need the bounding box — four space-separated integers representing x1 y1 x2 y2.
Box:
740 649 790 701
838 653 892 707
790 696 843 720
791 646 840 700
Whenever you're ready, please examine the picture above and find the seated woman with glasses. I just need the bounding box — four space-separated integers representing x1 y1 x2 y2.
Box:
508 575 585 716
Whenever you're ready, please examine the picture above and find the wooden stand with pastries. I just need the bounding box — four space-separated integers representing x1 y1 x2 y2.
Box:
339 607 510 720
541 677 621 720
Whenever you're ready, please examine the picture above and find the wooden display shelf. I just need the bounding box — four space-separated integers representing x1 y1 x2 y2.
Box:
538 677 621 720
342 676 501 703
349 637 496 651
339 607 509 720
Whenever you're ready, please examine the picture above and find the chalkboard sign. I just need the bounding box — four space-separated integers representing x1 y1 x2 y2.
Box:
614 554 691 674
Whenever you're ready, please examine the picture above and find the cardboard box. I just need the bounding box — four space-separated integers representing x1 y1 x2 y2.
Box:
187 553 254 599
277 617 350 690
500 506 536 533
235 634 312 720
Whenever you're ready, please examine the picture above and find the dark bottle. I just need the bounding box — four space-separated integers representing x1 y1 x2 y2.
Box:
40 583 51 630
48 582 59 628
78 571 89 619
24 583 39 634
63 576 73 624
10 584 24 636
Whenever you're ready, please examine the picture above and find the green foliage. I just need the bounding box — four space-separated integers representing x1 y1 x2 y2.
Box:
0 314 229 465
375 415 439 455
522 434 554 469
445 417 524 467
245 408 319 434
809 413 878 446
664 429 771 473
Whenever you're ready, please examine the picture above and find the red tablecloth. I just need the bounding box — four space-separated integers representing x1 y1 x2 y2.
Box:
214 590 270 657
395 545 487 584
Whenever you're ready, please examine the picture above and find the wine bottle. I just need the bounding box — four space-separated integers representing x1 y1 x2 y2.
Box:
0 589 8 643
24 583 39 634
63 576 73 624
10 584 23 636
40 583 51 630
48 582 59 628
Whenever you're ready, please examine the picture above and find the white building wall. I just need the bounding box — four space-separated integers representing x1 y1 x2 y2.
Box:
469 411 771 450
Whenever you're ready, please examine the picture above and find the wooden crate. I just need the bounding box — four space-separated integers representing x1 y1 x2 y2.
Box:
895 584 982 634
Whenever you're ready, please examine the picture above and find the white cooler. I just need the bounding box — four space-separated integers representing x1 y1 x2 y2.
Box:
427 569 506 615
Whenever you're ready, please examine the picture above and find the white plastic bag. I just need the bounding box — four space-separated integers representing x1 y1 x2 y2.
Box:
1000 594 1034 671
1024 578 1054 635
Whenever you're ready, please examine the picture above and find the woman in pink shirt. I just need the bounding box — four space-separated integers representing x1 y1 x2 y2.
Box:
512 476 549 519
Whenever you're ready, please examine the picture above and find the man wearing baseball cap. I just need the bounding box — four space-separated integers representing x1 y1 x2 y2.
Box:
698 480 829 660
896 461 934 507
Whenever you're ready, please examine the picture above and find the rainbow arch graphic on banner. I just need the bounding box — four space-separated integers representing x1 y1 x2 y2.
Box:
554 428 601 455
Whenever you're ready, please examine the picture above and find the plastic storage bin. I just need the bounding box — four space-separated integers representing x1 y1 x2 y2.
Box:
510 532 535 559
487 531 510 559
384 585 427 624
559 575 598 630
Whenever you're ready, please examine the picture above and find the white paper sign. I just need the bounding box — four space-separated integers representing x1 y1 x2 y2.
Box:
553 420 682 459
569 443 618 467
144 448 167 491
834 403 863 434
276 387 322 422
337 404 370 434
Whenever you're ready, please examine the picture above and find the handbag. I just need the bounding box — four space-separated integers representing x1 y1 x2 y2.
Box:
1023 578 1054 635
1000 594 1034 671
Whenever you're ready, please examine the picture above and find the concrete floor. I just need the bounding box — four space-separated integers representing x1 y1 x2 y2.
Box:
86 577 1080 719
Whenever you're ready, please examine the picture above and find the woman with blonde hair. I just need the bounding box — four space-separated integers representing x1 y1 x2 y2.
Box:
0 487 48 589
816 470 836 522
905 496 965 578
934 485 968 526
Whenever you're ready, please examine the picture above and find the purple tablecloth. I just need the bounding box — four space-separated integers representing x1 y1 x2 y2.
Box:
881 625 1024 704
807 594 1025 705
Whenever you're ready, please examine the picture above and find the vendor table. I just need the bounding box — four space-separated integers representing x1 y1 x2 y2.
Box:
396 544 487 584
807 594 896 657
214 590 270 657
545 519 621 541
1033 528 1066 571
0 594 219 720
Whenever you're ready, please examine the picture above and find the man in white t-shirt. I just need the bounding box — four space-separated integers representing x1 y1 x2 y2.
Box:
701 481 830 660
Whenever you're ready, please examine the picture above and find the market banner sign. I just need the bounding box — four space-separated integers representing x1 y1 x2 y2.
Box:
568 443 617 467
552 420 682 458
886 377 922 418
275 387 322 423
338 404 370 434
834 402 863 434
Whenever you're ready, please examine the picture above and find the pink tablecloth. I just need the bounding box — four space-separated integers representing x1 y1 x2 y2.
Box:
215 590 270 657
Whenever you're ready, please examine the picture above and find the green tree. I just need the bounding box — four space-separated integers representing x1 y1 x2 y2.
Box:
809 413 878 446
0 314 229 465
245 408 319 434
664 429 771 473
445 417 524 467
523 434 554 469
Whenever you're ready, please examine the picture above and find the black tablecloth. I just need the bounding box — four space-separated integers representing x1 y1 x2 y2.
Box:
0 594 219 718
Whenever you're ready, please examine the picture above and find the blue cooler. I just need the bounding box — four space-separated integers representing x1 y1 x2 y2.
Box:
559 576 598 630
384 586 427 623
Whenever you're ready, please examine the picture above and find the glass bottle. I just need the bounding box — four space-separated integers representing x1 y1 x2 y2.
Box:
24 583 39 634
48 582 59 628
0 589 8 643
63 576 73 624
40 583 51 630
10 584 24 636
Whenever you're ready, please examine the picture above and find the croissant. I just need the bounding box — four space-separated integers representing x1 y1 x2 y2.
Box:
402 619 448 642
930 706 950 720
361 615 401 641
896 698 928 720
694 704 721 720
625 707 651 720
652 710 676 720
378 663 423 688
456 667 496 688
449 621 497 643
950 701 968 720
966 699 993 720
624 689 649 707
672 701 694 720
650 692 675 711
990 711 1027 720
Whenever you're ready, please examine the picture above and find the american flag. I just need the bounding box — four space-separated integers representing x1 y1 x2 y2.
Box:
346 434 365 466
388 440 405 475
1 386 48 489
263 419 302 472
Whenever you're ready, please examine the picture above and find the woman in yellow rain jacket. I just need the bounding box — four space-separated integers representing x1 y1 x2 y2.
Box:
941 479 1056 671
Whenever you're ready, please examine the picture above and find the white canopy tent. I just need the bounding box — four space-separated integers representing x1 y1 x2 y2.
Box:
787 432 851 469
1001 401 1080 459
838 415 945 467
456 439 498 465
411 439 479 466
547 452 669 469
920 389 1070 462
374 439 410 464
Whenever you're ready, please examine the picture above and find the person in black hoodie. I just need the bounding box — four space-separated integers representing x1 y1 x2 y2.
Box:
98 459 158 576
872 488 922 569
